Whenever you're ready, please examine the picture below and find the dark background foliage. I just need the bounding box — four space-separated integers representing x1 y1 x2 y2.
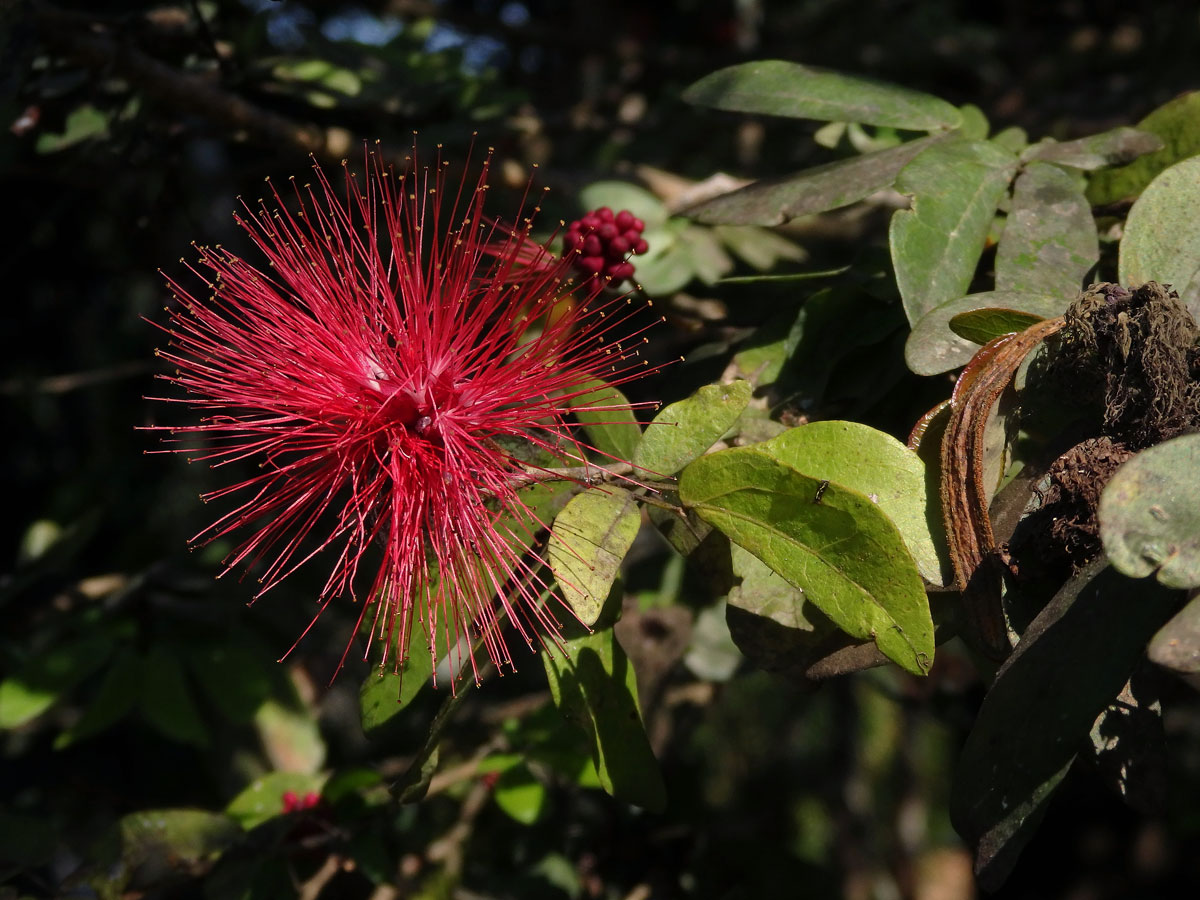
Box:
4 2 1200 898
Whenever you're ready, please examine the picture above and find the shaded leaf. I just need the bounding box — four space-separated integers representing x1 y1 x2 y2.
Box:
688 133 950 225
1085 668 1166 815
1119 156 1200 316
905 291 1067 376
140 647 209 747
55 649 142 747
1022 127 1163 171
187 641 275 724
712 224 806 270
995 161 1098 297
572 380 642 460
542 628 666 811
633 380 751 476
951 561 1180 890
226 771 328 829
725 544 836 677
548 488 641 626
683 60 962 131
948 308 1048 345
0 634 114 728
1088 92 1200 205
678 448 933 674
1099 433 1200 588
757 421 950 585
719 266 849 285
889 140 1018 325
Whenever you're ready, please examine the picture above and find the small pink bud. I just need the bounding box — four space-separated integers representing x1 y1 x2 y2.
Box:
633 238 649 255
631 217 645 232
282 791 300 813
596 207 614 222
607 236 630 258
582 235 602 257
579 255 606 274
615 210 635 230
609 262 635 280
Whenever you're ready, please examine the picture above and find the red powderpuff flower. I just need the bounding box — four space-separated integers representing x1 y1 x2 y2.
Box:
149 144 659 687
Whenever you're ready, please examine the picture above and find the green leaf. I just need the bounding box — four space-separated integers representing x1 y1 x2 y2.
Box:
571 380 641 461
35 104 109 153
1022 127 1163 171
633 380 751 476
725 545 836 677
140 647 209 747
578 181 668 229
682 60 962 131
1148 592 1200 673
55 649 142 747
187 640 275 723
479 756 550 825
948 308 1048 345
678 448 934 674
1099 434 1200 588
758 422 950 585
1119 156 1200 316
0 634 114 728
1088 92 1200 205
950 561 1180 891
542 628 666 811
990 126 1028 155
255 697 326 774
359 620 436 735
118 809 240 868
687 133 952 225
712 224 806 269
995 161 1098 297
905 291 1068 376
889 140 1018 325
547 488 641 626
957 103 989 140
226 771 328 829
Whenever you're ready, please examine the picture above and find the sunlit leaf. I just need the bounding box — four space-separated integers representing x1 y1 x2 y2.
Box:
1099 433 1200 588
1088 92 1200 205
995 161 1097 298
757 421 950 585
905 291 1066 376
889 140 1017 325
683 60 962 131
1119 156 1200 316
678 448 933 674
633 380 751 476
548 488 640 626
226 771 328 829
1022 127 1163 171
688 133 951 225
571 380 642 461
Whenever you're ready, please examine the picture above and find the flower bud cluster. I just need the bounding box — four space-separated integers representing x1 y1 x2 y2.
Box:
563 207 649 288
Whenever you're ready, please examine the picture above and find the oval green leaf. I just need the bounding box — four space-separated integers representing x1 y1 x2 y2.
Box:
542 628 666 811
571 380 642 461
1119 155 1200 316
948 308 1048 345
757 421 951 586
889 140 1018 325
1022 127 1163 171
1088 92 1200 205
905 291 1067 376
678 448 933 674
995 161 1098 298
633 380 751 476
687 133 950 225
1099 433 1200 588
226 771 328 829
359 621 436 735
682 60 962 131
548 487 641 626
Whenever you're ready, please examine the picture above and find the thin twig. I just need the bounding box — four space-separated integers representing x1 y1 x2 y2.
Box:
507 460 634 491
